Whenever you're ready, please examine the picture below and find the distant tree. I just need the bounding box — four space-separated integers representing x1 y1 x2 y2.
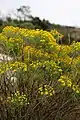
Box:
31 17 52 30
0 19 3 26
6 17 12 23
17 5 31 20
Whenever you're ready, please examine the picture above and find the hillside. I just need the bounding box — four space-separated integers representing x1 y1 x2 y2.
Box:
0 16 80 44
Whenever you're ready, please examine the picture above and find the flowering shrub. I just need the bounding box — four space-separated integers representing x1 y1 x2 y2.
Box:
1 26 80 120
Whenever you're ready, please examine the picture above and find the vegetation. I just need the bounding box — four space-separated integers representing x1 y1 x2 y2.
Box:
0 5 80 45
0 25 80 120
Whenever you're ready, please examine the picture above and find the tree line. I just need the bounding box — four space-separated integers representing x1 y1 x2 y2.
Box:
0 5 79 44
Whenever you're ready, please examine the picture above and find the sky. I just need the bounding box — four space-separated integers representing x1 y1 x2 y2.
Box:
0 0 80 26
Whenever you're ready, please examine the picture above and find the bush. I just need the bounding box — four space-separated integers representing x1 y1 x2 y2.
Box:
0 26 80 120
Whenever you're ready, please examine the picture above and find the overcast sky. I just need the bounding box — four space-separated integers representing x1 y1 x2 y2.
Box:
0 0 80 26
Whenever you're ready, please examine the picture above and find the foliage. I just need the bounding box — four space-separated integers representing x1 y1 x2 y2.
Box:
0 26 80 120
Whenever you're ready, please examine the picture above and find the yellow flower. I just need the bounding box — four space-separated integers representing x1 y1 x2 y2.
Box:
45 91 48 95
44 85 47 88
40 92 44 95
49 93 53 96
61 82 66 86
67 80 72 87
39 87 42 91
76 90 80 93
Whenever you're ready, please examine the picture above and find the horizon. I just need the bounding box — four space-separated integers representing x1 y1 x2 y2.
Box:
0 0 80 27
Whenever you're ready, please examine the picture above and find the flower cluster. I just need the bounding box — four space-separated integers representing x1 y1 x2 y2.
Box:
0 61 27 74
58 75 80 94
7 91 29 106
38 85 55 96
